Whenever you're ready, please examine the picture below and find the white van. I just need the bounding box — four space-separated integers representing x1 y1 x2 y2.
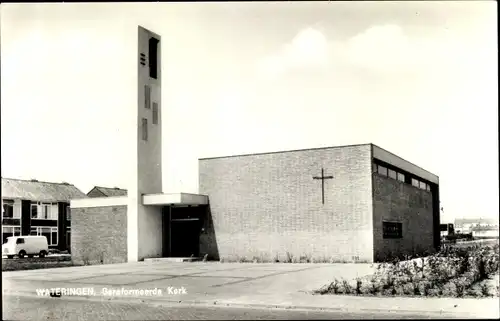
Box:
2 236 49 259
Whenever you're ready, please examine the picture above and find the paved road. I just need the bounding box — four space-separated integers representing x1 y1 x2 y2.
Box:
2 295 440 320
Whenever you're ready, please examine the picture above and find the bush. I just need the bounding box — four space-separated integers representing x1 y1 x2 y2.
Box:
328 279 341 294
420 280 433 296
452 278 467 297
313 242 499 298
355 278 363 295
299 254 311 263
341 279 353 294
368 277 381 295
411 280 421 296
314 278 342 295
480 283 491 297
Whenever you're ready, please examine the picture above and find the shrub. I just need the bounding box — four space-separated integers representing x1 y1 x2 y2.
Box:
341 279 353 294
412 280 421 296
299 254 311 263
368 277 380 295
314 279 339 295
480 283 491 297
428 287 442 297
355 278 363 295
402 283 413 295
394 285 404 296
383 273 395 289
330 279 341 294
452 279 467 297
238 256 252 263
421 280 433 296
314 242 499 298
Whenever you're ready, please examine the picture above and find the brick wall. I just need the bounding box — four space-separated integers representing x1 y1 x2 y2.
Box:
372 174 435 262
199 144 374 262
71 206 127 265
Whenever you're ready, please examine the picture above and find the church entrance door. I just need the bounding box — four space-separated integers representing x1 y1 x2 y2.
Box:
170 218 201 257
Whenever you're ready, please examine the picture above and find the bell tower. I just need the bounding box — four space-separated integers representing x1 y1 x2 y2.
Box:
128 26 163 262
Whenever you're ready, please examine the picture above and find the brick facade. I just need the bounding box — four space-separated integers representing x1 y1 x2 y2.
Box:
199 144 374 263
372 174 435 261
71 206 127 265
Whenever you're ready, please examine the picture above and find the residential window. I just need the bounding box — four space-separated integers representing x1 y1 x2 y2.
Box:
145 85 151 109
388 169 397 180
31 202 58 220
397 172 405 182
383 221 403 239
142 118 148 141
412 178 420 187
41 203 50 219
377 165 388 176
31 203 38 219
2 200 14 218
152 102 159 125
31 226 58 246
2 226 21 244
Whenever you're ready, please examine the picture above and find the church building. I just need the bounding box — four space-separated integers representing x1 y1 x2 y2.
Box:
70 26 440 264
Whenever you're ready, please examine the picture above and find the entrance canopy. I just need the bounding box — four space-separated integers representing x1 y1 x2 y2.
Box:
142 193 208 206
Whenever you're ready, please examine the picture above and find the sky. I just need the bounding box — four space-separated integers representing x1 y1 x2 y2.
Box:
1 2 498 223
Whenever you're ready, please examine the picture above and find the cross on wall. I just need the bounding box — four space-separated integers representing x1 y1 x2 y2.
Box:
313 168 334 205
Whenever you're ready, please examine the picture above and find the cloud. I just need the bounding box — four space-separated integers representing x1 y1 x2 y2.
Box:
256 27 329 79
345 23 496 77
346 24 413 71
257 22 495 81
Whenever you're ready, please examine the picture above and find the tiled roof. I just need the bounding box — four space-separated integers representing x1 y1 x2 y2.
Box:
1 178 87 202
87 186 127 197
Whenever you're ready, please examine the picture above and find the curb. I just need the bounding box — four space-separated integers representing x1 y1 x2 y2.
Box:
3 290 492 318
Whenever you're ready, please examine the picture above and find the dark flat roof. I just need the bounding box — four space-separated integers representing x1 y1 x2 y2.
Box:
371 144 439 180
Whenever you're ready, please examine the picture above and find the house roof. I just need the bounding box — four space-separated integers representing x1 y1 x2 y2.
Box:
1 178 87 202
87 186 127 197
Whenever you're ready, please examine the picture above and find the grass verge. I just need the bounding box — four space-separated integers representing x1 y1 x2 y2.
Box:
2 255 81 271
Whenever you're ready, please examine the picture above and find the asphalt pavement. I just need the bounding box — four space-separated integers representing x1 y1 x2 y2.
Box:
2 294 447 320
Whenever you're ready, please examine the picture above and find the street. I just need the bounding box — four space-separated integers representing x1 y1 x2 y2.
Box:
2 294 441 320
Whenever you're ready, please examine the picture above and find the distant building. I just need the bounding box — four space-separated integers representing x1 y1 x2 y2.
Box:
440 223 455 237
454 218 499 238
1 178 87 251
87 186 127 198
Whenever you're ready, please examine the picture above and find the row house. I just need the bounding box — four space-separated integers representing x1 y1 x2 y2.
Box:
1 178 87 252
